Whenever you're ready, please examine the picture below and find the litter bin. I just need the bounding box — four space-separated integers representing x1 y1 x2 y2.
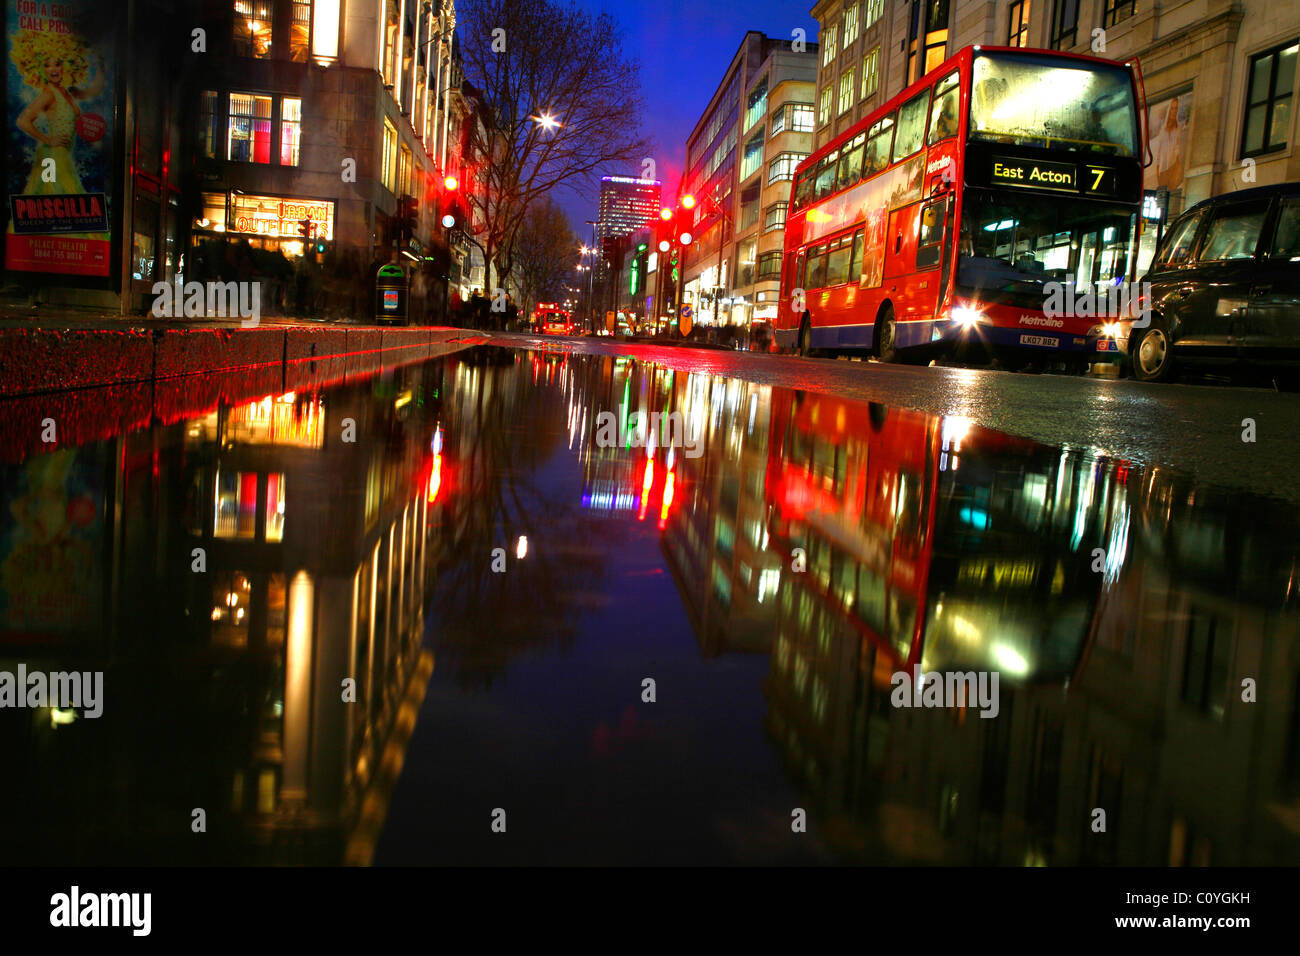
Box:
375 264 408 324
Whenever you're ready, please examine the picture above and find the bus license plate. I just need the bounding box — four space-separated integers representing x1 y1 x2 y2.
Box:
1019 334 1056 347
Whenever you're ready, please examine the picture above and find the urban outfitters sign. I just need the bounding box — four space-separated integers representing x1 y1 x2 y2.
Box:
991 156 1077 192
5 0 116 276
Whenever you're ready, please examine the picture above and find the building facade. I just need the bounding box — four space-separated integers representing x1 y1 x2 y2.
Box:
680 32 818 337
809 0 1300 272
184 0 470 322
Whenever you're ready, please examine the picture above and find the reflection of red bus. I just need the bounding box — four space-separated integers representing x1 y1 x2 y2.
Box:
765 390 1118 685
532 303 573 334
774 45 1145 366
766 392 939 672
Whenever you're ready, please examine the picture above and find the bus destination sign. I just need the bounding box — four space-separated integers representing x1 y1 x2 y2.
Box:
990 156 1078 192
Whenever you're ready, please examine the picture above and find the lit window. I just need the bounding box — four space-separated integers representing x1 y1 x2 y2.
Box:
790 104 815 131
211 571 253 647
1102 0 1135 28
822 25 837 66
764 201 788 232
228 93 272 164
864 0 884 28
280 97 302 166
291 0 312 62
233 0 273 58
382 120 398 193
266 473 286 542
839 68 855 115
199 91 220 159
215 469 258 538
399 145 412 196
1242 41 1297 157
862 47 880 99
818 86 832 127
843 4 859 47
1008 0 1031 47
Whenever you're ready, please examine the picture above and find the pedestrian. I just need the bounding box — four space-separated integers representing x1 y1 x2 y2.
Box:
504 294 519 332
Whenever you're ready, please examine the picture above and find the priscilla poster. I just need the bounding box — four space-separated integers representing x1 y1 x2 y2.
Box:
5 1 114 276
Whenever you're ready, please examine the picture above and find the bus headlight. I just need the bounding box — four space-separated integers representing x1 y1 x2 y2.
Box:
951 306 984 328
1101 321 1122 338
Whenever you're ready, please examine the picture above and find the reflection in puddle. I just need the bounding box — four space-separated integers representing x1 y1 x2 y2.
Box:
1 346 1298 865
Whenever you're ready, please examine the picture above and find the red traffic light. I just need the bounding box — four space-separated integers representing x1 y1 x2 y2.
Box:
680 194 696 209
444 175 459 191
659 207 673 221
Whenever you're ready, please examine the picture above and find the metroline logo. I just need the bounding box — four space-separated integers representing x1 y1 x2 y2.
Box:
1019 314 1064 328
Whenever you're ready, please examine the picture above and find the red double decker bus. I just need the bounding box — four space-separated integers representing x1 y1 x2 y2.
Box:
774 45 1147 367
532 303 572 334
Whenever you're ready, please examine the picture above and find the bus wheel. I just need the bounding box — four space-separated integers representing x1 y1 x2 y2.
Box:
875 307 899 362
1132 321 1174 382
798 315 814 357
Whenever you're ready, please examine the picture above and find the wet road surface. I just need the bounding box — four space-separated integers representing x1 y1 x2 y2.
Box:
2 344 1298 865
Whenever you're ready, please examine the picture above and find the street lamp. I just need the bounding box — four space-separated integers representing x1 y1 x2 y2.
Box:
534 112 559 131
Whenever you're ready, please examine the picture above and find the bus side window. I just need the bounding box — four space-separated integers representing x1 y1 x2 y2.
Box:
916 200 945 269
928 71 960 145
826 234 853 285
850 229 865 281
806 244 829 289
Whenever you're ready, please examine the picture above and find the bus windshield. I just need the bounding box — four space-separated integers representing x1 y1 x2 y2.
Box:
957 188 1134 302
969 52 1137 156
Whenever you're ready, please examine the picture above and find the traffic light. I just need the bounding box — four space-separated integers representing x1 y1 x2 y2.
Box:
298 218 310 238
438 176 464 230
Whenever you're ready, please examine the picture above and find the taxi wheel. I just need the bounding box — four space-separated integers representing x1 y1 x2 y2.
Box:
1131 321 1175 382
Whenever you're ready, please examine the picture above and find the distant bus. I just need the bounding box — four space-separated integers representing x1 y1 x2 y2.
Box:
532 303 572 334
775 45 1147 368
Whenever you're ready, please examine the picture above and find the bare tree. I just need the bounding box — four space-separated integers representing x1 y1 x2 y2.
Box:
457 0 651 296
511 198 578 319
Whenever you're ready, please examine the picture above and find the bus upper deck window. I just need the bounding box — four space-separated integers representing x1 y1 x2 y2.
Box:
928 71 960 145
794 172 815 209
864 113 895 178
892 90 931 163
837 134 865 191
815 151 839 199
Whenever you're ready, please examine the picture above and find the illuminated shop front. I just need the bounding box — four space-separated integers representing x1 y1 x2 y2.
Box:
194 191 336 260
